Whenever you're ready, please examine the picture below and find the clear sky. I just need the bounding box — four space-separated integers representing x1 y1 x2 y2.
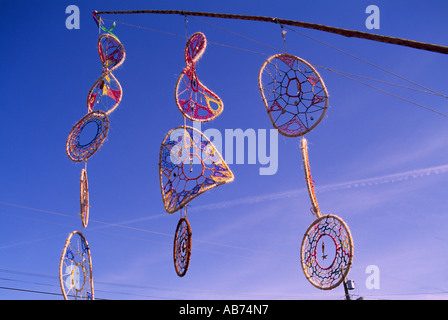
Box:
1 0 448 300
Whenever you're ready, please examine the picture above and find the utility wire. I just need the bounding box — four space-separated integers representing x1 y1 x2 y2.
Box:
326 69 448 118
283 26 448 98
107 17 443 97
103 18 271 56
188 14 448 100
103 16 448 118
0 285 62 297
0 201 296 259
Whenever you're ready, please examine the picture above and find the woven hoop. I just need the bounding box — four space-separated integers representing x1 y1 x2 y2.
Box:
98 33 126 72
59 230 94 300
258 53 328 137
173 217 192 277
66 111 110 162
87 72 123 115
80 169 89 228
159 125 234 214
174 32 224 122
300 214 353 290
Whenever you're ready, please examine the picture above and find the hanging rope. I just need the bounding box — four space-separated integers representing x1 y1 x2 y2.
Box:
92 11 118 39
280 25 287 53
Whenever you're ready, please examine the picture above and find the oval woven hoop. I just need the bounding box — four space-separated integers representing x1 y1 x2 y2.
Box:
66 110 110 162
98 33 126 73
59 230 94 300
173 216 192 277
80 168 89 228
258 53 328 137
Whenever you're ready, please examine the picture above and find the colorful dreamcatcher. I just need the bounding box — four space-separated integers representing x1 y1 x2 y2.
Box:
258 53 328 137
258 47 353 291
161 32 233 277
159 126 234 214
299 136 354 290
80 168 90 228
62 19 126 299
159 126 234 277
173 215 192 277
59 230 94 300
301 213 353 290
87 33 125 115
66 110 110 162
175 32 224 122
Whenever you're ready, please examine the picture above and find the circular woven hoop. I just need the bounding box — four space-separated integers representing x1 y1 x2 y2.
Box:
300 214 353 290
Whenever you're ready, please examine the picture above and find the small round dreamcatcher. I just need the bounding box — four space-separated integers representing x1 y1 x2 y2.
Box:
59 230 94 300
300 214 353 290
173 208 192 277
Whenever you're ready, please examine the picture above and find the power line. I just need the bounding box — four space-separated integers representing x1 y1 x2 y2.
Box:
0 270 168 299
283 25 448 98
0 201 296 259
0 285 62 297
0 267 312 300
320 68 448 118
190 15 448 117
188 14 448 99
93 9 448 55
104 16 448 118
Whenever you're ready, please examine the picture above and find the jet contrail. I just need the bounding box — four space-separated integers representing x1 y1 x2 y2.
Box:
192 163 448 211
317 163 448 192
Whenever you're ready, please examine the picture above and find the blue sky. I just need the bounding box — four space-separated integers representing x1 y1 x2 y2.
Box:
1 0 448 300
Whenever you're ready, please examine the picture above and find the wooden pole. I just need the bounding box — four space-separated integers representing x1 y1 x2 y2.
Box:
343 278 351 300
94 10 448 55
